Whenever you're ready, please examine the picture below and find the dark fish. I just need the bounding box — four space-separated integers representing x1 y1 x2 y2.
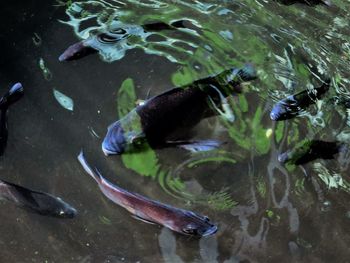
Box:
59 20 191 62
276 0 331 6
78 151 217 237
278 140 347 165
102 65 257 155
0 83 24 156
270 79 330 121
59 41 98 62
0 179 77 218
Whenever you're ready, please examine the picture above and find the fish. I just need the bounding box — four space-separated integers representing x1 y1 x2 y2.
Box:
78 151 218 237
59 20 190 62
58 41 98 62
102 64 257 155
276 0 331 6
0 83 24 156
0 179 77 218
270 79 330 121
278 140 347 165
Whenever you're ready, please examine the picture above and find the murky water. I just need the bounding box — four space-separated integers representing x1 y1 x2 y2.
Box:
1 0 350 262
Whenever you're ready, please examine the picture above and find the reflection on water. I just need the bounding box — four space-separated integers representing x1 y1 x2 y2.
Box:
1 0 350 262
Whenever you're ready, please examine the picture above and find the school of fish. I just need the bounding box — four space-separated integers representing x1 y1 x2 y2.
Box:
1 1 339 241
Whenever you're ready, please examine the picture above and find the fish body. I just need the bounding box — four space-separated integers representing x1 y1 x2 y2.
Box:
270 79 330 121
277 0 331 6
0 179 77 218
78 151 217 237
278 140 346 165
0 83 24 155
102 65 257 155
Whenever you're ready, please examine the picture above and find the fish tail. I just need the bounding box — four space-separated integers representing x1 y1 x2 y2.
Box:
77 151 102 184
236 64 258 82
0 83 24 110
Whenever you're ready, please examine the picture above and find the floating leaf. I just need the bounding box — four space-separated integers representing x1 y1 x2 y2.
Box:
53 89 74 111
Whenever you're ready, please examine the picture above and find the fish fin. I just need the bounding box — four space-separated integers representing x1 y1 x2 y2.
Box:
132 215 156 225
77 150 102 183
0 83 24 110
207 86 235 123
166 139 223 153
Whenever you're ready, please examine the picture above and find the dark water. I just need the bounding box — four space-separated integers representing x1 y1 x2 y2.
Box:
1 0 350 262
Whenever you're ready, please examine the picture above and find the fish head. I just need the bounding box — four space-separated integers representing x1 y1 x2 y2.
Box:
278 140 314 165
179 211 218 237
59 41 97 62
102 111 146 155
270 97 300 121
102 121 127 155
31 192 77 218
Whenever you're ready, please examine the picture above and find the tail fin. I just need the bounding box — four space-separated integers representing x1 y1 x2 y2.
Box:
77 151 102 183
0 83 24 110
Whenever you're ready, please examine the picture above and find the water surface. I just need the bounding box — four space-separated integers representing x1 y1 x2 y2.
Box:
1 0 350 262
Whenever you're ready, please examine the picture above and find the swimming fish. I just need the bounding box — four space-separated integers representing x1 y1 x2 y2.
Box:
0 83 24 156
276 0 331 6
0 179 77 218
278 140 347 165
58 41 98 62
59 20 190 62
78 151 217 237
270 79 330 121
102 65 257 155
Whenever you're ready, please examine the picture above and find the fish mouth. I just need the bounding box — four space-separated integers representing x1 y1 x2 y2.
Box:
101 139 124 155
102 144 118 156
270 109 281 121
101 121 126 155
60 207 78 218
277 153 289 163
201 225 218 237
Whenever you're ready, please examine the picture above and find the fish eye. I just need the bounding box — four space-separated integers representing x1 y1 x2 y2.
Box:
183 228 198 235
182 224 199 235
98 33 119 43
204 216 210 222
